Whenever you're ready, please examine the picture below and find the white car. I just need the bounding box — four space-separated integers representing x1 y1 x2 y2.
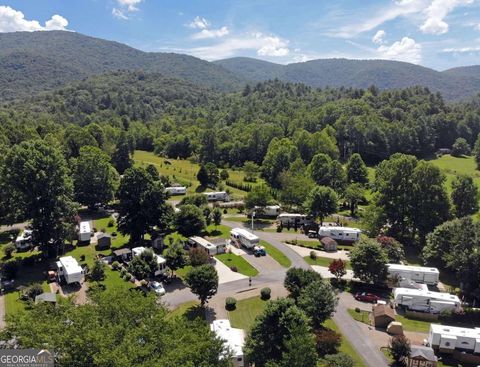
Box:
149 281 166 296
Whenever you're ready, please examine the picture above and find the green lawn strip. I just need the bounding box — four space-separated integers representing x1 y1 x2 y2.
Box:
204 224 231 239
167 301 203 320
323 319 368 367
347 309 371 325
228 296 268 330
260 240 291 268
304 256 352 270
215 253 258 277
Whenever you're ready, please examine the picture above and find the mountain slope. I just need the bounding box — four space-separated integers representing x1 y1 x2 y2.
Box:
215 57 480 100
0 31 244 99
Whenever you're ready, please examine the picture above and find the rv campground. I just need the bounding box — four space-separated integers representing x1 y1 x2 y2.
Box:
1 151 480 367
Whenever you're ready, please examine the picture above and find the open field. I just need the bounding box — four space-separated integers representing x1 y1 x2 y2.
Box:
429 154 480 194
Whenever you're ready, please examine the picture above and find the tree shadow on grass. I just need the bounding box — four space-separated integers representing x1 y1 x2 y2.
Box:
184 304 208 321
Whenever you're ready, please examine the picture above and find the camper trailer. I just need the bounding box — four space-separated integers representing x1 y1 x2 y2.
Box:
387 264 440 285
318 226 362 244
188 236 226 255
56 256 84 284
230 228 260 249
78 221 92 242
204 191 230 202
210 319 246 367
428 324 480 354
276 213 315 227
393 288 461 313
15 229 33 250
249 205 281 218
165 186 187 195
132 247 167 276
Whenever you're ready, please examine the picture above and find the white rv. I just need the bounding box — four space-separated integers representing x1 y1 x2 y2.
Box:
204 191 230 202
165 186 187 195
393 288 461 313
230 228 260 249
56 256 84 284
387 264 440 285
318 226 361 244
249 205 281 218
428 324 480 354
78 221 92 242
188 236 226 255
132 247 167 276
15 229 33 250
276 213 315 227
210 319 246 367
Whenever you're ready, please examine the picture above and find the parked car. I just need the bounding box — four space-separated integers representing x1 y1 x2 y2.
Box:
355 292 380 303
253 245 266 257
307 230 318 239
149 281 166 296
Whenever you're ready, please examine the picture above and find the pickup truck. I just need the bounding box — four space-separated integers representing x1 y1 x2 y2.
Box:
253 246 266 257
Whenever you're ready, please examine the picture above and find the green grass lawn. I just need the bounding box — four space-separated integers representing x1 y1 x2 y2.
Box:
167 301 204 321
5 281 50 318
304 256 352 270
215 253 259 277
204 224 231 239
228 296 268 330
261 240 291 267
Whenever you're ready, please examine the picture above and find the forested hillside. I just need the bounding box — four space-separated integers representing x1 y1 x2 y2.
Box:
215 57 480 101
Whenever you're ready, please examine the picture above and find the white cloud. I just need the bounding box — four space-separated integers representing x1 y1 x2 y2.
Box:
192 26 229 40
377 36 422 63
475 23 480 31
442 45 480 52
0 6 69 32
187 32 290 60
112 8 128 20
188 16 210 30
420 0 473 35
112 0 143 20
372 30 387 44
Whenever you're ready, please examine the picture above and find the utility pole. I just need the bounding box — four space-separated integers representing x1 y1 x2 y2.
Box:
251 211 255 232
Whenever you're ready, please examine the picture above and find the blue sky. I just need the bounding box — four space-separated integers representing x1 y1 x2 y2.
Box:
1 0 479 70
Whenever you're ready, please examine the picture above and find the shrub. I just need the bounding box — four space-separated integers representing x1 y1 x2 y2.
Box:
389 335 411 364
111 261 120 270
2 260 19 280
90 260 106 282
355 307 360 313
140 280 148 287
230 266 238 272
22 256 36 267
21 283 44 301
225 297 237 310
80 255 86 262
223 209 228 214
112 232 117 237
188 247 210 266
310 251 317 260
3 244 15 258
315 328 341 357
124 273 132 281
323 353 354 367
101 228 106 233
120 268 127 277
107 219 115 227
260 287 271 300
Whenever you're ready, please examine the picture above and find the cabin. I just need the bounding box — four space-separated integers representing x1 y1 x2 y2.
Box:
318 226 361 244
230 228 259 249
96 233 111 250
406 345 437 367
387 264 440 285
204 191 230 202
15 229 33 250
188 236 226 255
165 186 187 195
56 256 84 285
131 247 167 276
321 237 338 252
210 319 246 367
78 221 92 242
393 288 461 313
428 324 480 355
370 303 396 328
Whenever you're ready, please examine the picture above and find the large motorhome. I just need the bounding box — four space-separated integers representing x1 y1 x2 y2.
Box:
276 213 315 227
132 247 167 276
210 319 246 367
387 264 440 285
165 186 187 195
248 205 281 218
428 324 480 354
78 221 92 242
188 236 226 255
56 256 84 284
393 288 461 313
230 228 259 249
204 191 230 202
318 226 361 245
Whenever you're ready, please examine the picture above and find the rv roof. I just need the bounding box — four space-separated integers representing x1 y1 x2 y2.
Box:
231 228 259 241
166 186 186 190
319 226 361 232
205 191 227 195
210 319 245 357
387 264 439 274
277 213 305 218
430 324 480 339
79 221 91 233
132 247 166 264
59 256 83 275
393 287 460 303
189 236 215 249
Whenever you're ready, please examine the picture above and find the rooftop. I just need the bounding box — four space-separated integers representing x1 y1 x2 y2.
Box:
231 228 259 241
430 324 480 339
58 256 83 275
210 319 245 358
387 263 439 274
394 288 460 303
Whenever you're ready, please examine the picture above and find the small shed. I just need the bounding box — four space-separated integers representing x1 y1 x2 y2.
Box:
35 292 57 305
406 345 437 367
96 233 111 250
387 321 404 335
370 304 396 328
113 248 132 262
321 236 338 252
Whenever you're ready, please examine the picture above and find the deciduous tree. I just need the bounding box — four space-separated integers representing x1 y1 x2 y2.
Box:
451 175 479 218
350 238 388 284
185 264 218 306
304 186 338 224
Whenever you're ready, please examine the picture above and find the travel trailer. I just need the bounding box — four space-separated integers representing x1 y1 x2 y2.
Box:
78 221 92 242
230 228 260 249
188 236 226 255
387 264 440 285
249 205 281 218
428 324 480 354
204 191 230 202
393 288 461 313
210 319 246 367
15 229 33 250
276 213 315 227
132 247 167 276
165 186 187 195
56 256 84 284
318 226 362 244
